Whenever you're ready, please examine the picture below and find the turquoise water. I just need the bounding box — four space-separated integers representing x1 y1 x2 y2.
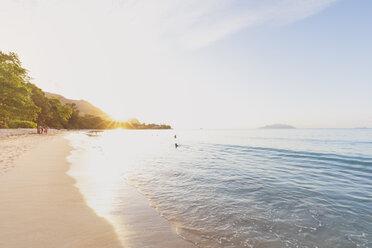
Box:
67 129 372 248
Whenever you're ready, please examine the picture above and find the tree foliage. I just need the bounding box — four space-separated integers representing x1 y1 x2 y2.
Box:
0 52 40 122
0 51 171 130
8 120 37 128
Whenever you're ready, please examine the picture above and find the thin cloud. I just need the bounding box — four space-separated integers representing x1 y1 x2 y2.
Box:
112 0 338 49
174 0 339 49
3 0 338 50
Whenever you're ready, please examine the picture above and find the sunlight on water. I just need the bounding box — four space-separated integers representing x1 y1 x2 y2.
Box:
66 130 194 248
66 129 372 248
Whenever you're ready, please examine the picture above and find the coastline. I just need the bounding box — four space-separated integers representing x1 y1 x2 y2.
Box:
66 131 197 248
0 132 123 247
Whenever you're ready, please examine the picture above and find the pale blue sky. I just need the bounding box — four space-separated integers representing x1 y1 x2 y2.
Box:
1 0 371 128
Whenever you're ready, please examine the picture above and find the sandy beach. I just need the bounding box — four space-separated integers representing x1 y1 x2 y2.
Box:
0 131 123 248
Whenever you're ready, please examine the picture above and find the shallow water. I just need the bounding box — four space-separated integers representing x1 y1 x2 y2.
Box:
66 129 372 248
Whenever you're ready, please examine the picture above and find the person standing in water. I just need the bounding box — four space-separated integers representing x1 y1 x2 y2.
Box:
174 134 178 148
175 143 179 149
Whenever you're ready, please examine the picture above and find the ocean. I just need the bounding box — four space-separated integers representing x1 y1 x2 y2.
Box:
66 129 372 248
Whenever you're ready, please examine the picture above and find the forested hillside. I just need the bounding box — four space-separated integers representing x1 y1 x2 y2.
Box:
0 51 171 130
44 92 111 120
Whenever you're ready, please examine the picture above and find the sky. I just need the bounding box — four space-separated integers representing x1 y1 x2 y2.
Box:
1 0 371 128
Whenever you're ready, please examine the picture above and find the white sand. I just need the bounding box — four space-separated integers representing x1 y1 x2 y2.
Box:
0 132 123 248
0 129 61 174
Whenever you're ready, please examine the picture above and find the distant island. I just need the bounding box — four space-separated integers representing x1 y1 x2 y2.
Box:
0 51 171 130
259 124 296 129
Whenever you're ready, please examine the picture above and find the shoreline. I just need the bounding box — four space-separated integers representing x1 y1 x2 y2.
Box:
0 133 123 247
66 131 197 248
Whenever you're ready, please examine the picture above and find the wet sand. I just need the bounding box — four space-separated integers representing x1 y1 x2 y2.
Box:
0 133 123 247
66 131 197 248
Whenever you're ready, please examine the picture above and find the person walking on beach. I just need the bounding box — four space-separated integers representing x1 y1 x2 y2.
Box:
44 126 48 134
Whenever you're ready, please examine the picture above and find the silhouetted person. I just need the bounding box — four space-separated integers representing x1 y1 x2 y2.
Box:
174 134 177 139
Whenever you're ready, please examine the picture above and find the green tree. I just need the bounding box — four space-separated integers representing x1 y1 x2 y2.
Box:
27 83 52 125
46 98 72 128
79 115 108 129
65 103 81 129
0 51 40 124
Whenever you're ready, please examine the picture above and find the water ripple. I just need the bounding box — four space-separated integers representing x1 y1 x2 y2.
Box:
128 131 372 247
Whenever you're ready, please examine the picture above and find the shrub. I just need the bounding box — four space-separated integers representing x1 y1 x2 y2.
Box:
0 121 8 128
7 120 37 129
